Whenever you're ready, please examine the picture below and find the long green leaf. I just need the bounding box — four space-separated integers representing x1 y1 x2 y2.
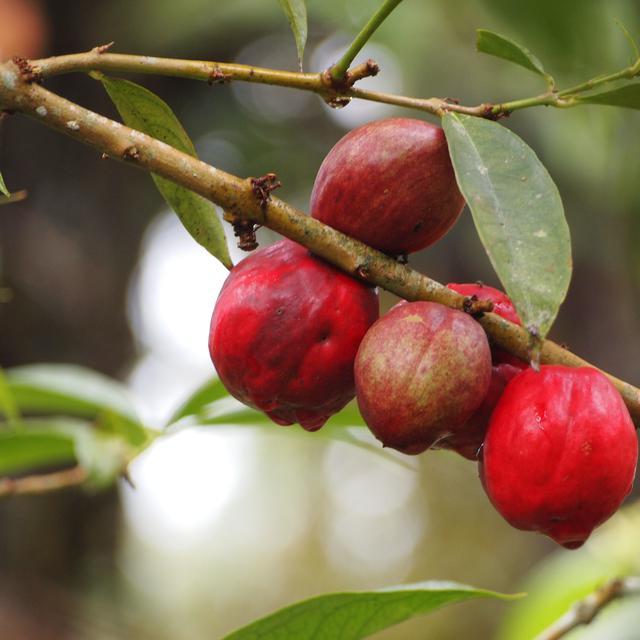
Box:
0 367 20 424
99 75 232 269
442 113 571 340
0 427 76 475
576 83 640 110
0 417 138 487
5 364 138 421
4 364 149 448
278 0 308 70
0 171 9 197
476 29 548 78
167 377 230 425
167 381 412 468
224 581 520 640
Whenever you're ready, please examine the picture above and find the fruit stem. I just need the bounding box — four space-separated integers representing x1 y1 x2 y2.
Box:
330 0 405 83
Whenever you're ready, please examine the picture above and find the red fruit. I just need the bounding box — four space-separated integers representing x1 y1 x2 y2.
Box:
442 362 522 460
446 282 520 325
310 118 465 256
355 301 492 454
209 239 379 431
436 282 527 459
447 282 526 368
481 365 638 549
0 0 49 61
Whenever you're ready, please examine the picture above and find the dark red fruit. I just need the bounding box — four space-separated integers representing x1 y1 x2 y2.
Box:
354 301 492 454
447 282 526 368
437 282 527 459
481 365 638 549
310 118 465 256
442 362 522 460
209 239 379 431
447 282 519 325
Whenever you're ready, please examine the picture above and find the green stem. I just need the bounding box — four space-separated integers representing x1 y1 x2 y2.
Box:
558 60 640 97
330 0 405 81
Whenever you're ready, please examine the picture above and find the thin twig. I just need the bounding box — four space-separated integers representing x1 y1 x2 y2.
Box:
0 466 88 498
535 577 640 640
0 189 28 205
1 60 639 423
28 49 640 119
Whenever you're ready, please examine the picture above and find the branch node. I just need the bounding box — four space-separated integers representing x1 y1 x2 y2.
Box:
355 263 371 279
462 295 494 318
347 58 380 84
12 56 42 84
208 66 232 85
92 41 115 55
224 210 260 252
482 103 511 120
122 145 140 161
251 172 281 210
321 59 379 106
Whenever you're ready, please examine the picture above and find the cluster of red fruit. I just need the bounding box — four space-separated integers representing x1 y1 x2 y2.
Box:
209 118 638 549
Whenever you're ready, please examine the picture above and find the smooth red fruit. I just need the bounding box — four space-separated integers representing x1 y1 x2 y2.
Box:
209 240 379 431
355 301 492 454
481 365 638 549
310 118 465 256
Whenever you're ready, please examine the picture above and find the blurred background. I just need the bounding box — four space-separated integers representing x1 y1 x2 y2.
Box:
1 0 640 638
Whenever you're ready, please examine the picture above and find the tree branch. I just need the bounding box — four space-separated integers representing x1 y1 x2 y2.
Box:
29 48 640 119
535 577 640 640
1 59 640 424
0 466 88 498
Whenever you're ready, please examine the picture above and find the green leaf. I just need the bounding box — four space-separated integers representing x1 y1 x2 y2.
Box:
0 425 76 475
476 29 549 79
576 83 640 110
0 171 9 197
167 381 412 469
442 113 571 340
0 417 138 488
3 364 149 448
224 581 520 640
5 364 138 422
615 20 640 61
99 75 232 269
278 0 308 70
0 367 20 424
167 377 230 426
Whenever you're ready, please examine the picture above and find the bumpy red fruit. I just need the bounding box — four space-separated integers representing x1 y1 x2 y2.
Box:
209 239 379 431
355 301 492 454
310 118 465 256
481 365 638 549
